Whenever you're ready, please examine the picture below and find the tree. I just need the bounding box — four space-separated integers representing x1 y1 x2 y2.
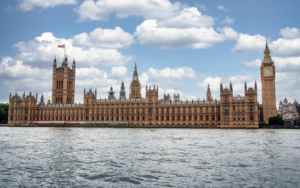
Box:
269 115 284 125
0 103 9 123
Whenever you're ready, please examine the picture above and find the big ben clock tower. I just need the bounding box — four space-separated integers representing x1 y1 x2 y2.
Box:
261 41 277 123
129 63 141 99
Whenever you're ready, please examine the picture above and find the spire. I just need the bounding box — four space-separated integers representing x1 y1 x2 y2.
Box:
207 84 211 94
73 58 75 64
133 62 138 76
264 39 270 53
122 80 124 87
65 55 68 61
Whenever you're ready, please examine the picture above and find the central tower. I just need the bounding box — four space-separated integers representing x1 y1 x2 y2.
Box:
260 41 277 123
52 56 76 104
129 63 141 99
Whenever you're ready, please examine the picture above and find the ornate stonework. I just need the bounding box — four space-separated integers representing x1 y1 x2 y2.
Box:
278 99 300 120
8 45 277 128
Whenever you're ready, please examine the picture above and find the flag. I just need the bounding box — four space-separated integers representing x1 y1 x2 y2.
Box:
58 44 65 48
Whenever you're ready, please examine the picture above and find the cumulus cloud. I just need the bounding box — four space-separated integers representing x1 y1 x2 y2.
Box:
19 0 77 11
279 27 300 39
241 59 261 68
73 27 134 49
13 32 133 69
108 66 128 79
242 56 300 72
158 7 215 28
135 19 238 49
270 38 300 57
220 16 234 25
217 5 227 11
231 33 266 53
75 0 183 22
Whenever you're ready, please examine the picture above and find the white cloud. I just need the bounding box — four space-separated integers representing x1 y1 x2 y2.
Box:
220 16 234 25
13 32 133 68
148 67 197 80
159 7 215 28
75 0 183 22
241 59 261 68
217 5 227 11
19 0 77 11
73 27 134 49
231 27 300 57
108 66 128 79
135 20 238 49
270 38 300 57
197 76 221 91
279 27 300 39
231 33 265 53
242 56 300 72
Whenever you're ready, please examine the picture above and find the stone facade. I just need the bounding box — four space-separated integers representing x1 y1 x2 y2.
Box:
260 41 277 123
8 44 277 128
278 99 300 124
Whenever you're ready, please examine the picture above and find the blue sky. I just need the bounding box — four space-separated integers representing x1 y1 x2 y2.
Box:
0 0 299 106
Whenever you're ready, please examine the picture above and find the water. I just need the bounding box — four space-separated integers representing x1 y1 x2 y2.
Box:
0 127 299 187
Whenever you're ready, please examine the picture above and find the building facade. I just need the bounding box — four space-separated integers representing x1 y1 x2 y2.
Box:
8 43 277 128
278 98 300 125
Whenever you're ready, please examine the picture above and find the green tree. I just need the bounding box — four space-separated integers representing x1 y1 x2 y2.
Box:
269 115 284 125
0 103 9 123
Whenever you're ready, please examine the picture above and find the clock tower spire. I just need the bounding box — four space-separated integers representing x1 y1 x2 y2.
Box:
130 62 141 99
260 40 277 123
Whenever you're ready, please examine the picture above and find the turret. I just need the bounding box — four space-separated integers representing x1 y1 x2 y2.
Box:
72 58 76 69
53 56 57 67
206 84 212 101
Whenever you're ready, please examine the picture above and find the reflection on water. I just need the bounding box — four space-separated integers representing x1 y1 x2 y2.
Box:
0 128 300 187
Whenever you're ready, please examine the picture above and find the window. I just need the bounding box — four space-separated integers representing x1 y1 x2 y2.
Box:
238 115 240 121
242 106 244 112
172 116 175 121
224 106 229 112
218 115 220 121
224 115 229 121
183 116 185 121
243 115 245 121
132 116 134 121
161 108 164 113
183 108 185 113
225 96 227 101
250 115 254 121
167 116 169 121
132 109 134 114
189 116 191 121
250 106 254 112
178 116 180 121
194 108 197 113
233 115 235 121
200 116 203 120
143 116 145 121
137 116 140 121
212 107 215 113
161 116 164 121
212 116 215 121
200 107 203 113
250 96 253 101
172 108 175 113
189 108 191 113
206 116 209 121
178 108 180 113
149 108 152 113
167 108 169 113
156 116 159 121
195 116 197 121
206 107 208 113
156 108 158 113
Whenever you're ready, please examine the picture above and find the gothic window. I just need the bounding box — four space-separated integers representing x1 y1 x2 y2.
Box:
194 116 197 121
132 109 134 114
183 108 185 113
224 106 229 112
178 108 180 113
178 116 180 121
194 108 197 113
212 116 215 121
149 108 152 113
243 115 245 120
156 116 159 121
242 106 244 112
206 107 209 113
189 116 191 121
225 96 228 101
133 86 138 96
212 107 215 113
200 107 203 113
167 108 169 113
233 115 236 121
250 106 254 112
156 108 158 113
189 108 191 113
167 116 169 121
149 97 152 102
137 116 140 121
161 116 164 121
224 115 229 121
161 108 164 113
206 116 209 121
250 96 253 101
172 108 175 113
250 115 254 121
238 115 240 120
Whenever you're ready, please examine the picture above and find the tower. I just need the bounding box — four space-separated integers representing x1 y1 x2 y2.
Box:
108 86 115 99
206 84 212 101
52 56 76 104
129 63 141 99
120 81 126 100
260 41 277 123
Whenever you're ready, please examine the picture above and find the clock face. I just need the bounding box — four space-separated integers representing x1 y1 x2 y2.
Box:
265 68 272 75
133 76 137 80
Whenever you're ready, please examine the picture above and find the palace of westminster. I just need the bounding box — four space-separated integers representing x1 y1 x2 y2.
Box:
7 42 277 128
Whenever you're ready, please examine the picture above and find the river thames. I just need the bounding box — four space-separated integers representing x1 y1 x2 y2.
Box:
0 127 299 187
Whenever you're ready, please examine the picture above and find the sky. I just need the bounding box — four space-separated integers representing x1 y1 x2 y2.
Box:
0 0 299 107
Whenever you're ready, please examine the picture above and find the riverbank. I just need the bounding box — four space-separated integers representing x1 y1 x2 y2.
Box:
2 123 299 129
